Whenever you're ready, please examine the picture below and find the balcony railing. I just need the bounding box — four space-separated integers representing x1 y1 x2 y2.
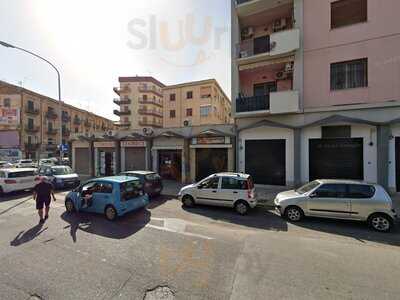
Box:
45 111 58 120
236 95 270 113
24 126 40 133
114 109 131 116
115 122 131 127
25 107 40 115
25 143 40 151
139 86 163 97
138 108 163 117
62 114 71 123
62 129 71 137
138 98 163 108
113 87 130 95
113 97 131 105
139 120 163 128
46 128 59 135
73 118 81 125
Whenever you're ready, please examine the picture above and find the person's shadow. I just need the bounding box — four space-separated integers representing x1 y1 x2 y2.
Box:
10 223 48 246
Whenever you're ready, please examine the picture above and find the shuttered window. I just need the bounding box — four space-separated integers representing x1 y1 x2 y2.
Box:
330 58 368 90
331 0 367 29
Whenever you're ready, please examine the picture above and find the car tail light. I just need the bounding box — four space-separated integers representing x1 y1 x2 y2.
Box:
5 179 17 184
246 180 254 199
34 177 40 181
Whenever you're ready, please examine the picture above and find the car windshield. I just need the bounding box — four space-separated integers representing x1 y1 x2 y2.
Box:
295 181 320 194
52 166 73 175
120 180 143 200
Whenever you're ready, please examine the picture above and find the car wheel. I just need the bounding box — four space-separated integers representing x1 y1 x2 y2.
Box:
65 198 75 213
104 205 118 221
368 213 393 232
0 187 3 197
235 200 249 216
284 206 304 222
182 195 195 207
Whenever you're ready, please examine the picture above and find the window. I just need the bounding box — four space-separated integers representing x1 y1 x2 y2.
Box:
169 110 176 118
27 100 34 110
75 127 79 133
187 91 193 99
48 122 53 130
314 184 347 198
331 0 367 29
98 183 113 194
186 108 193 117
170 94 176 101
27 118 34 129
221 177 247 190
347 184 375 198
199 177 219 189
322 126 351 138
121 180 143 200
331 58 368 90
3 98 11 107
200 106 211 117
143 95 148 100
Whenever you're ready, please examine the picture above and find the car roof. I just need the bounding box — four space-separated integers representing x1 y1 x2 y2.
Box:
214 172 250 179
94 176 141 183
2 168 37 172
122 170 155 175
316 179 377 186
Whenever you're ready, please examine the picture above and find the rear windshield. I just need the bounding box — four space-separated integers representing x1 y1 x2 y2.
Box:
145 173 161 181
120 180 143 200
52 166 73 175
8 170 37 178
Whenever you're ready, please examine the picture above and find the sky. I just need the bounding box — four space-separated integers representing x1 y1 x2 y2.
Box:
0 0 231 121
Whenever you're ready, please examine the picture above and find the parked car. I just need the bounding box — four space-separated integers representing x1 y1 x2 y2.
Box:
38 165 80 189
39 158 56 167
0 168 39 195
274 179 397 232
64 176 149 221
0 161 14 169
119 171 163 197
178 173 256 215
15 159 37 168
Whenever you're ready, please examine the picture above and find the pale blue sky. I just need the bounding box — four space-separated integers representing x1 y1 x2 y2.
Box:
0 0 231 120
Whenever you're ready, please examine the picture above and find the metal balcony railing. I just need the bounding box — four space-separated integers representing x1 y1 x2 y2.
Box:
236 95 270 113
25 107 40 115
113 109 131 116
45 111 58 120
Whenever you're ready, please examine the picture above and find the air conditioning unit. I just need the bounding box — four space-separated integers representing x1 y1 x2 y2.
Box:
183 120 191 127
276 71 288 80
107 130 116 137
285 62 294 73
241 27 254 39
273 18 287 32
240 51 249 58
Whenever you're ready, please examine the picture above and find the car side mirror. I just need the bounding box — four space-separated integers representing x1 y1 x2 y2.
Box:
309 193 317 198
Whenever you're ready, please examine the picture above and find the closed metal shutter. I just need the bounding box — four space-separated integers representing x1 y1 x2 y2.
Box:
124 148 146 171
245 140 286 185
196 148 228 181
396 138 400 192
309 138 363 181
75 148 90 175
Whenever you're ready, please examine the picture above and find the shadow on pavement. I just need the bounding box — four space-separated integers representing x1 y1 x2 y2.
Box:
10 223 48 246
183 205 288 232
0 190 33 202
292 216 400 247
146 195 171 210
61 208 151 242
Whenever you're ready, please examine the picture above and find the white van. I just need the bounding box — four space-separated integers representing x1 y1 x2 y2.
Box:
0 168 39 195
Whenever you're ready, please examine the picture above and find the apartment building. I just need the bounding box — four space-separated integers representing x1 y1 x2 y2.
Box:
163 79 232 128
232 0 400 193
0 80 114 160
113 76 165 130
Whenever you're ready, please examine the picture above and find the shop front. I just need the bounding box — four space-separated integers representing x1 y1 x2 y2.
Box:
190 131 235 182
94 141 118 177
120 139 148 171
72 140 92 176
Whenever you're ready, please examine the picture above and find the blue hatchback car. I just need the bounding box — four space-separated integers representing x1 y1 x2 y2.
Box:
64 176 149 221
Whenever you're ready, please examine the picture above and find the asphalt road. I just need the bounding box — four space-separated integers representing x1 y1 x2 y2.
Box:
0 190 399 300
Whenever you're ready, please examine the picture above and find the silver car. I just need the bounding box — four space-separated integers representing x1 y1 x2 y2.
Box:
274 180 397 232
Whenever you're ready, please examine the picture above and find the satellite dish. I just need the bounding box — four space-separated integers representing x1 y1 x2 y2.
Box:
143 127 154 136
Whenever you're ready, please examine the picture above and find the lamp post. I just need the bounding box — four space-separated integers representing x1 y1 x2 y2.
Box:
0 41 63 161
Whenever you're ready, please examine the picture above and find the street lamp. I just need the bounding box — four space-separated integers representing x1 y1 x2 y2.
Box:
0 40 63 161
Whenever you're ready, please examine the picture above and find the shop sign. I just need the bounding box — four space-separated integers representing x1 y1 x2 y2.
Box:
193 136 228 145
121 140 146 148
0 108 19 125
94 141 115 148
73 141 89 148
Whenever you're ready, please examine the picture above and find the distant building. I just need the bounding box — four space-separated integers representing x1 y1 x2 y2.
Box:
0 80 114 160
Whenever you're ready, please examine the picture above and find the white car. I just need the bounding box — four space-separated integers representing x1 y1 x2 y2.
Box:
15 159 37 168
178 173 257 215
0 161 13 169
0 168 39 195
39 158 56 167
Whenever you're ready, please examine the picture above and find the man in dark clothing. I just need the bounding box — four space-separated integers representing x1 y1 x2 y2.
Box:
33 176 56 224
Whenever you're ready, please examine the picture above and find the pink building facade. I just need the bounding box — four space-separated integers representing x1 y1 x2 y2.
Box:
232 0 400 193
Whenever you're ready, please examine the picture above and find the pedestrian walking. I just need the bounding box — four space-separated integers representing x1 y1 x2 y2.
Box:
33 176 56 224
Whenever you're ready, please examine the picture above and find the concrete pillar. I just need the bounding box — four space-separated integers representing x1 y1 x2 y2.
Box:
146 139 152 171
293 128 301 187
377 125 390 190
190 147 196 182
115 141 121 174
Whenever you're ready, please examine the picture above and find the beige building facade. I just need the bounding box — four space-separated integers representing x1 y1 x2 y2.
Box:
0 80 114 160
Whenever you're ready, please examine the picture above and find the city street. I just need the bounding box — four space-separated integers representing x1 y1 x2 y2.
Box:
0 190 399 300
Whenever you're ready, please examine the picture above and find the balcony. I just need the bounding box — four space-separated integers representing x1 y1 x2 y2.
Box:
46 128 58 135
25 143 40 151
62 114 71 123
235 0 292 18
25 107 40 115
237 29 300 66
113 86 130 95
113 97 131 105
139 86 163 97
113 109 131 116
45 110 58 120
236 95 270 113
62 129 71 137
73 117 81 125
24 125 40 133
138 98 163 108
138 108 163 117
115 122 131 128
139 120 163 128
